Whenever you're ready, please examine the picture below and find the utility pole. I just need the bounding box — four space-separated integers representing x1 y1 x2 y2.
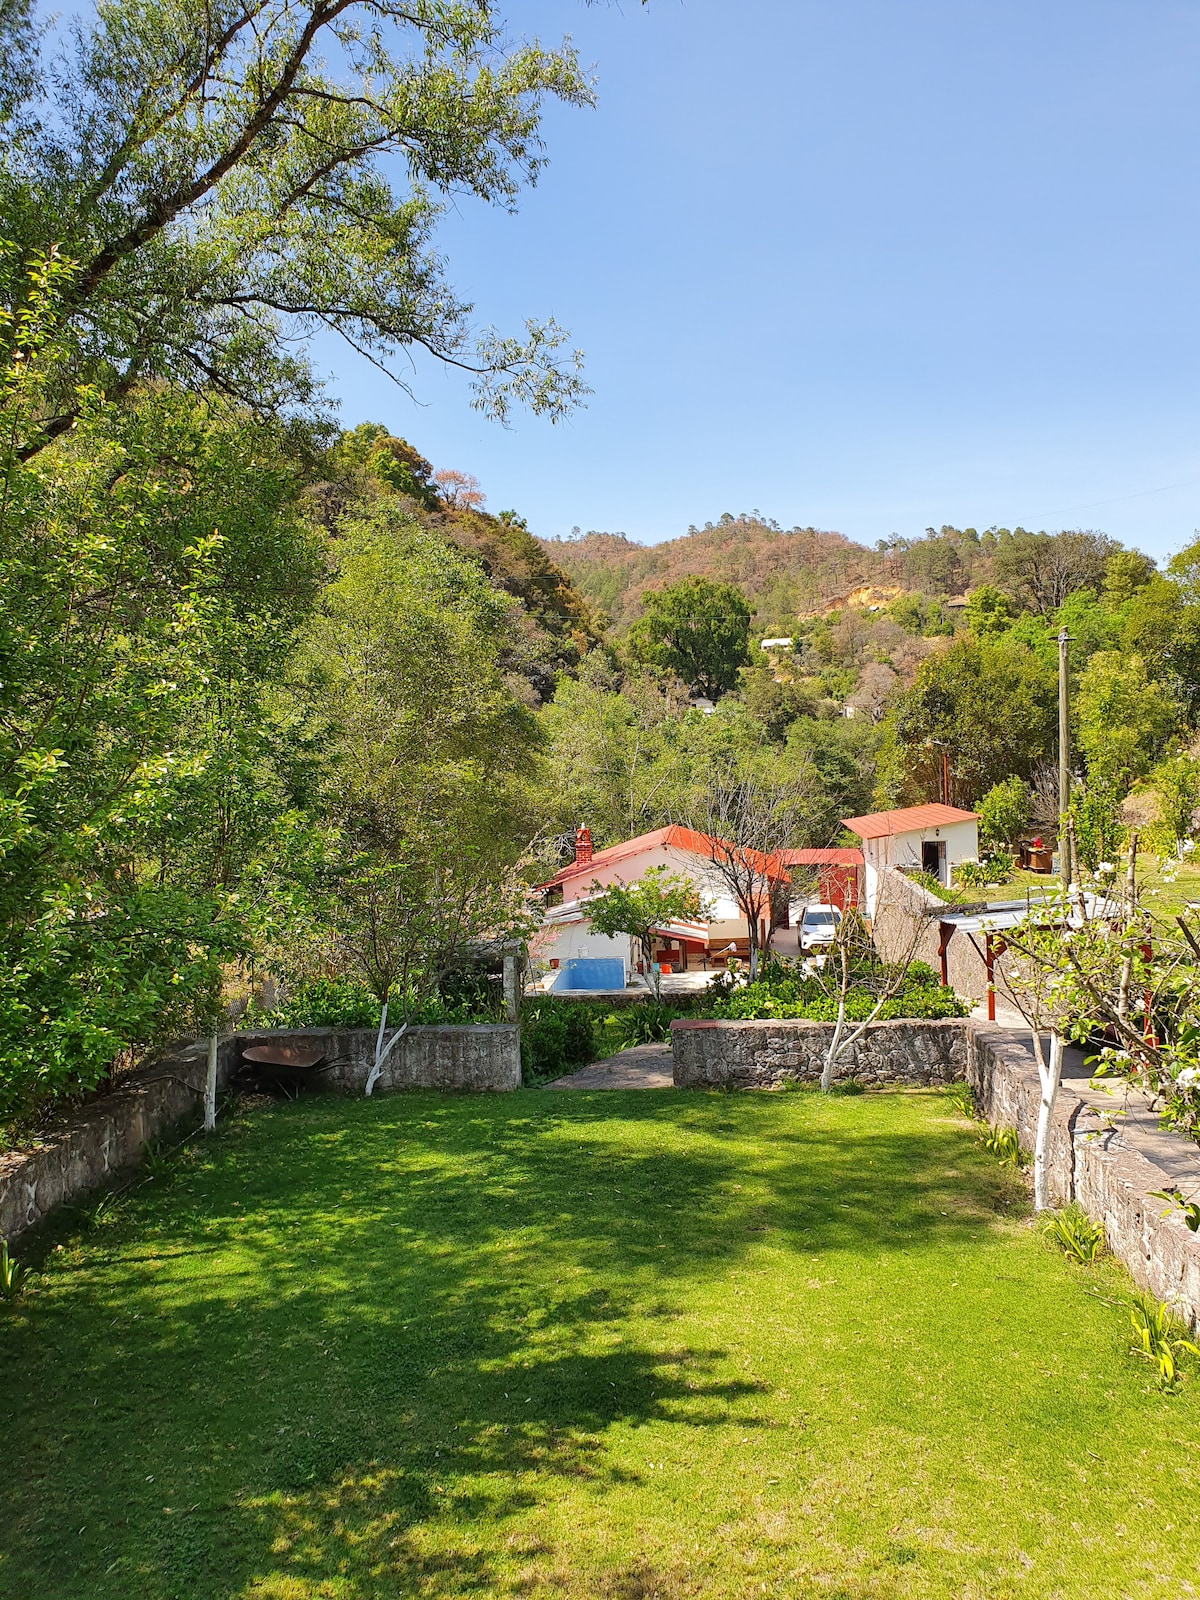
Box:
1058 625 1071 890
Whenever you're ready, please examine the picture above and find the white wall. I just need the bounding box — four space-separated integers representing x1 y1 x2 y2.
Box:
534 918 634 971
861 819 979 915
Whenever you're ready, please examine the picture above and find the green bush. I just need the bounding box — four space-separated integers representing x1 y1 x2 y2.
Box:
955 852 1015 890
979 776 1030 849
609 999 701 1047
707 957 967 1023
520 998 597 1083
242 979 380 1030
241 979 489 1032
1039 1204 1105 1263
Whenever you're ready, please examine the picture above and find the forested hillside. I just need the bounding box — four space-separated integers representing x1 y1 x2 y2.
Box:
539 516 1117 634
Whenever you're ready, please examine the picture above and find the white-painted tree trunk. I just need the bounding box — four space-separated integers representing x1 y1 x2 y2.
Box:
203 1032 219 1132
365 1002 409 1096
820 993 848 1092
366 1001 388 1096
1030 1027 1064 1212
503 947 520 1022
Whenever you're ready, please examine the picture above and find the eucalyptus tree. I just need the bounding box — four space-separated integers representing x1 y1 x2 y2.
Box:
0 0 592 454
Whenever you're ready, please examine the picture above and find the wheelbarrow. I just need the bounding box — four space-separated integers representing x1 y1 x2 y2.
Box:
235 1040 332 1099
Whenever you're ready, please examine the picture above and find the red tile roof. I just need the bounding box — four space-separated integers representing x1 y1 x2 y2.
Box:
778 848 864 867
841 804 979 841
538 824 791 890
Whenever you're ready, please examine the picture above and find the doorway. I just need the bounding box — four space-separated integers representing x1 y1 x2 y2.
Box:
921 840 947 885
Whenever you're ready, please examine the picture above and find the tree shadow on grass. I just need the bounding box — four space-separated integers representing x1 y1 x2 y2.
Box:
0 1087 1017 1599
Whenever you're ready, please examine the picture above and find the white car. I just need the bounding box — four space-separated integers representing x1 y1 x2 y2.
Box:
798 903 842 951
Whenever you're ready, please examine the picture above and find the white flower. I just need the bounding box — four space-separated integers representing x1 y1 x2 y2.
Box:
1174 1066 1200 1089
1096 862 1115 875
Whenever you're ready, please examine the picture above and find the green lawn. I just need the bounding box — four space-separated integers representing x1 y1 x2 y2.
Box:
3 1088 1199 1600
996 860 1200 923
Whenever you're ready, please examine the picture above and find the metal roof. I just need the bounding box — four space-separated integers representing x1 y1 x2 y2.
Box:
936 891 1119 936
842 803 980 840
778 848 864 867
538 825 791 890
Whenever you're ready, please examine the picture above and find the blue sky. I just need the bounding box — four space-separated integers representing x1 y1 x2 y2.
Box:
324 0 1200 560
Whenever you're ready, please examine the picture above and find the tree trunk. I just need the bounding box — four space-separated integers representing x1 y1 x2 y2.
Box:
203 1032 219 1132
366 1000 389 1096
642 934 661 998
503 946 520 1022
1031 1028 1064 1212
820 996 847 1092
821 943 851 1092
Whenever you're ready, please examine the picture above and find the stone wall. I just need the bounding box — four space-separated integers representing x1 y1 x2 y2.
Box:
236 1024 521 1095
870 864 1018 1010
965 1025 1200 1322
0 1024 520 1243
670 1017 969 1089
0 1035 238 1245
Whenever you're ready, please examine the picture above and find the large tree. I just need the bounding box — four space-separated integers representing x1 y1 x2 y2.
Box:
0 259 323 1120
0 0 591 455
885 634 1057 806
1076 651 1178 786
628 576 753 701
992 528 1121 615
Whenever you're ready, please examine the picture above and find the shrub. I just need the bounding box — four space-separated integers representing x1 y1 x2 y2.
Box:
242 978 379 1030
241 979 490 1031
520 998 596 1083
609 999 700 1048
955 853 1014 891
946 1082 976 1119
979 1124 1025 1167
0 1238 34 1303
1039 1203 1105 1263
1129 1293 1200 1388
984 849 1015 882
979 776 1030 848
706 956 967 1023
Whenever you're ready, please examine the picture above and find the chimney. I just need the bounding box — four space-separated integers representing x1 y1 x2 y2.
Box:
574 826 593 868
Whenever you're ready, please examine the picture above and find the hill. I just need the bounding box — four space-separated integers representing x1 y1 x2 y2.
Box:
538 517 1004 633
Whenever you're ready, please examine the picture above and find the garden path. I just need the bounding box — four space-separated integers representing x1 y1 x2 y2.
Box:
544 1042 673 1090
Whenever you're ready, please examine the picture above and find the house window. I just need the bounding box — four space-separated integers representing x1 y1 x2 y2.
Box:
545 885 563 908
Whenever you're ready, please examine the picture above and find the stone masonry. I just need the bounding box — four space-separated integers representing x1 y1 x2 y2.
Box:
670 1017 968 1090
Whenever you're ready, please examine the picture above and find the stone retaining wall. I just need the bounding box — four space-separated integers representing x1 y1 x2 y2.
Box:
672 1015 1200 1327
1 1024 520 1243
965 1025 1200 1324
237 1024 521 1096
670 1017 968 1089
0 1036 238 1245
870 864 1018 1011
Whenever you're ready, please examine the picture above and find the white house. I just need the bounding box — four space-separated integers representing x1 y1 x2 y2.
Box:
531 825 790 989
842 803 980 917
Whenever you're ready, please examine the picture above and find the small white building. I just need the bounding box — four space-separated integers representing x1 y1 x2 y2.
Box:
531 825 789 988
842 803 980 917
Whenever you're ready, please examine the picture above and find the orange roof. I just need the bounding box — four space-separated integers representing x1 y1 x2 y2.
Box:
778 848 864 867
841 804 979 841
539 824 791 890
